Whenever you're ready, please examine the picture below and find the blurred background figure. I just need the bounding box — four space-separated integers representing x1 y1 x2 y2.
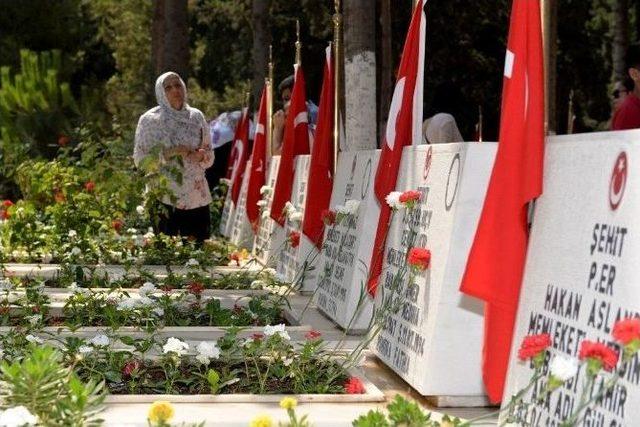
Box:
422 82 464 144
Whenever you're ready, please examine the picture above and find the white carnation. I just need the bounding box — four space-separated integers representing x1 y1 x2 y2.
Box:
25 334 43 344
78 345 93 354
385 191 403 209
283 201 295 215
196 341 221 365
260 185 272 195
117 297 138 311
153 307 165 317
136 205 145 215
68 230 77 238
89 334 110 347
261 210 271 220
139 282 156 297
289 211 303 222
185 258 199 267
71 247 81 256
257 200 268 207
550 355 579 381
263 324 290 340
0 406 39 426
163 337 189 356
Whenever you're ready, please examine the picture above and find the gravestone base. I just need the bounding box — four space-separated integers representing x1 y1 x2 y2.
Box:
424 395 493 408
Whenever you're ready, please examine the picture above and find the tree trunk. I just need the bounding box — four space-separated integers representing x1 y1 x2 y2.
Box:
612 0 629 84
153 0 189 80
343 0 377 150
252 0 271 109
378 0 393 142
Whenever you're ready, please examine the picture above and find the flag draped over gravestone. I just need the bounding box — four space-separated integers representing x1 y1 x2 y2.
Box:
460 0 545 404
225 110 247 180
230 108 251 205
367 0 425 296
246 85 268 232
302 46 334 248
270 66 310 225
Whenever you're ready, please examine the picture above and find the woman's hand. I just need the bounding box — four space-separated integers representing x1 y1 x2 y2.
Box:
164 145 191 158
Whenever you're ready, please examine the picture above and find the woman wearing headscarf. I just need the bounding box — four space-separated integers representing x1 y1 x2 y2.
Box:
134 72 214 242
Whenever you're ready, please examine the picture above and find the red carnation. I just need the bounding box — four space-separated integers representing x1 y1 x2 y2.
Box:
122 359 141 377
305 330 322 340
229 251 241 266
579 340 619 372
612 318 640 345
84 181 95 192
321 209 336 226
57 135 70 147
54 191 66 203
252 333 264 341
344 377 366 394
2 200 13 208
407 247 431 271
186 282 205 297
399 190 421 206
288 231 300 248
0 210 9 220
518 333 552 361
111 219 124 233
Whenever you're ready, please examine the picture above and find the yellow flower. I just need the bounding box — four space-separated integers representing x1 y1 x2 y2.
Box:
279 397 297 410
148 401 175 424
250 413 274 427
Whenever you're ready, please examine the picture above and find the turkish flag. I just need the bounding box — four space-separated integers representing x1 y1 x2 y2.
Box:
246 86 268 232
367 1 425 296
270 65 310 225
225 110 247 180
460 0 545 403
302 46 334 248
230 108 251 204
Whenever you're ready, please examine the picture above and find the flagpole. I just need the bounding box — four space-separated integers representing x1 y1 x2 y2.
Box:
267 45 274 157
295 20 302 67
567 90 575 134
477 105 484 142
333 0 343 175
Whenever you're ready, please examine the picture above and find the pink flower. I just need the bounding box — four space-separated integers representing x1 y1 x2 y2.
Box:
122 359 141 377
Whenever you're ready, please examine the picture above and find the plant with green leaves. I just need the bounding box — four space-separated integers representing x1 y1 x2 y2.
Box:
0 344 105 426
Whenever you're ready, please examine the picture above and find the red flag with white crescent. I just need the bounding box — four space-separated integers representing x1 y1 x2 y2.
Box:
302 45 334 247
246 86 268 232
460 0 545 403
230 107 250 204
270 65 310 225
225 110 246 180
367 0 425 296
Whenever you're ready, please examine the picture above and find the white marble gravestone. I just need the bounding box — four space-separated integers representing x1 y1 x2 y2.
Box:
218 188 235 238
229 161 253 248
313 149 381 332
276 155 311 283
252 156 283 266
370 142 496 397
502 131 640 426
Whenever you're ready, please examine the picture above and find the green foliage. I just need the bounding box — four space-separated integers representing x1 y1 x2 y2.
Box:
0 50 79 182
351 395 459 427
0 345 105 426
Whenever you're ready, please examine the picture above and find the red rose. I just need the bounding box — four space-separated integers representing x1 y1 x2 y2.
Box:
517 333 552 361
84 181 95 192
321 209 336 226
579 340 619 372
407 247 431 271
122 359 141 377
612 318 640 345
399 190 421 204
57 135 70 147
2 200 13 208
344 377 366 394
305 330 322 340
186 282 205 297
111 219 124 233
288 231 300 248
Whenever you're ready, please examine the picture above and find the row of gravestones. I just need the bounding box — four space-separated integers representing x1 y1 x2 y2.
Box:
219 130 640 424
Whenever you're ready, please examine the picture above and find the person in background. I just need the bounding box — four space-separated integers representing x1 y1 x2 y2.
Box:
206 111 241 191
134 71 214 243
612 44 640 130
422 82 464 144
612 80 631 112
272 75 318 155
